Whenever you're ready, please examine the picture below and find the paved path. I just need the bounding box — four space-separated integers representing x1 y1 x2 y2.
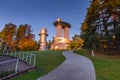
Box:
38 50 96 80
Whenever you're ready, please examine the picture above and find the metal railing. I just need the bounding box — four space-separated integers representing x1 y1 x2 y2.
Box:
0 59 19 74
0 51 36 79
2 51 36 66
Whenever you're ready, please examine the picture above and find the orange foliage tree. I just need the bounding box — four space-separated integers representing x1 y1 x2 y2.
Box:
16 24 38 51
18 37 38 51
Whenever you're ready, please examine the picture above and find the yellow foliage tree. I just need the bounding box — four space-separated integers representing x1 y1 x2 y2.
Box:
68 35 84 49
81 22 88 32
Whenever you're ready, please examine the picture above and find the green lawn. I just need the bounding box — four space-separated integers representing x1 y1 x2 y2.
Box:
14 50 65 80
74 49 120 80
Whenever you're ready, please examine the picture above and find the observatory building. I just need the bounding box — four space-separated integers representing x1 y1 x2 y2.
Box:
39 28 48 50
51 18 71 49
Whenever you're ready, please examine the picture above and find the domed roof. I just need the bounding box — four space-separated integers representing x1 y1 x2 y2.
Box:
40 27 47 33
57 18 61 22
39 27 48 36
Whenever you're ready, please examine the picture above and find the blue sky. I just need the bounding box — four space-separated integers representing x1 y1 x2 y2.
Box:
0 0 90 41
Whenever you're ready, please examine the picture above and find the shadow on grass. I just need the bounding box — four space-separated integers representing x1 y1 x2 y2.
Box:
74 49 120 80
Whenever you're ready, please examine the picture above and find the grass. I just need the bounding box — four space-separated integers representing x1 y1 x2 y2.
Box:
0 70 15 78
13 50 65 80
74 49 120 80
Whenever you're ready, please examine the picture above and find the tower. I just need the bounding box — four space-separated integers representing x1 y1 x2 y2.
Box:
39 28 48 50
51 18 71 49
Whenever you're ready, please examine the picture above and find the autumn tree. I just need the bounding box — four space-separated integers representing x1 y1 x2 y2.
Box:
16 24 38 51
18 37 38 51
0 23 16 51
68 34 84 49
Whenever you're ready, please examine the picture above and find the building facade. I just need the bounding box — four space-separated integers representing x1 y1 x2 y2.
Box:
51 18 71 49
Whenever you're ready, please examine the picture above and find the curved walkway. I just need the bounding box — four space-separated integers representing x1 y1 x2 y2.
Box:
38 50 96 80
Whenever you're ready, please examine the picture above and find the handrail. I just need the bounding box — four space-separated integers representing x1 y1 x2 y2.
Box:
0 59 18 65
1 51 36 67
0 58 19 73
